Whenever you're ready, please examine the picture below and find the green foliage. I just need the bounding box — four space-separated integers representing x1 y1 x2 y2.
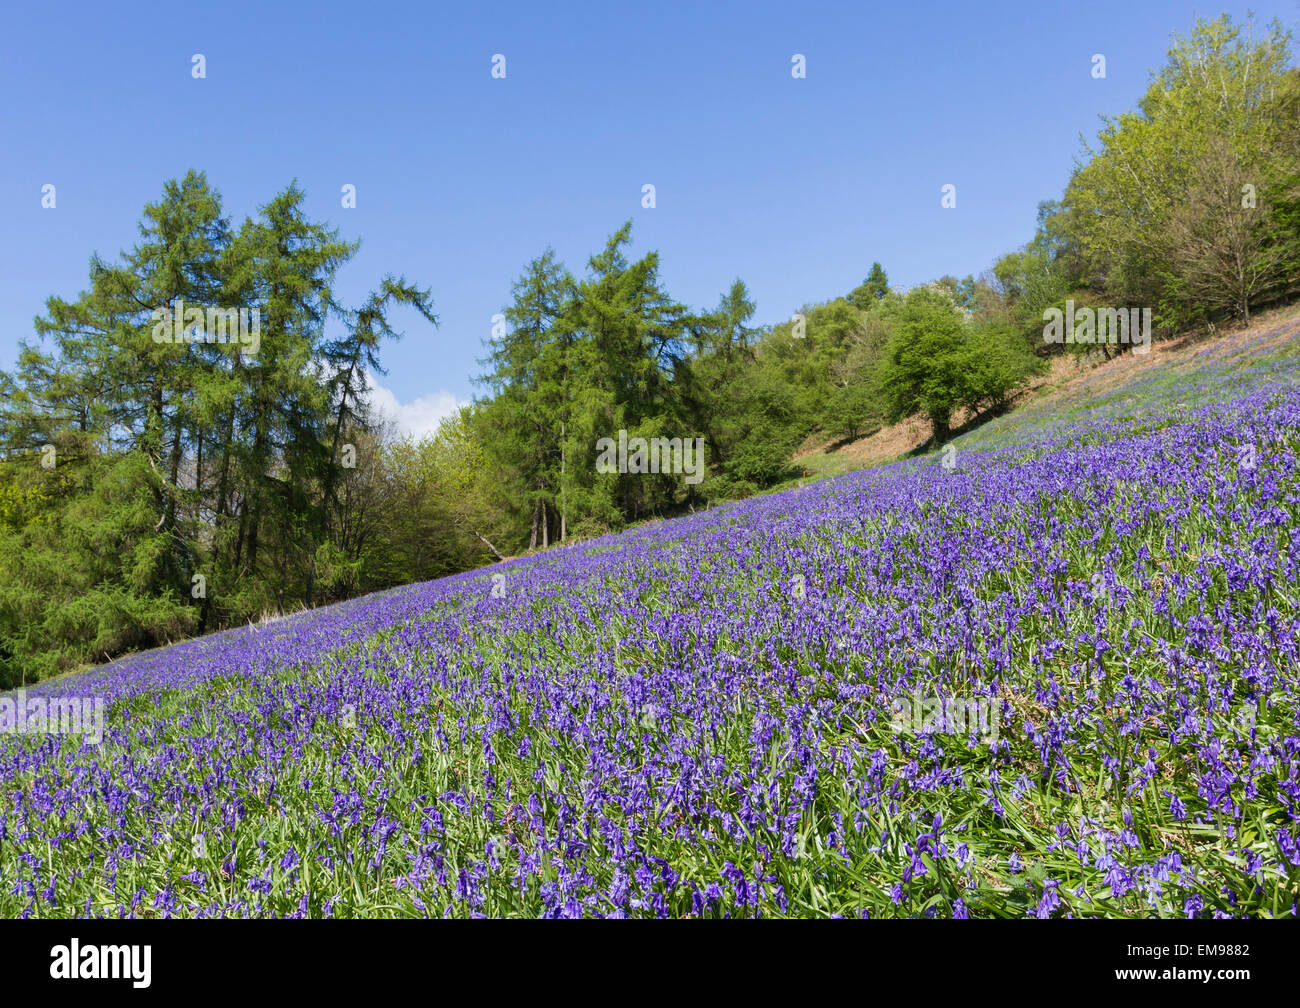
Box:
876 287 1042 443
848 262 889 309
964 321 1047 414
1059 15 1298 323
5 13 1293 680
0 175 441 684
821 383 881 443
0 451 195 684
876 287 972 442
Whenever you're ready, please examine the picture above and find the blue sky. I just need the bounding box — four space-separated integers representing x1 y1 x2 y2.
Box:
3 0 1297 436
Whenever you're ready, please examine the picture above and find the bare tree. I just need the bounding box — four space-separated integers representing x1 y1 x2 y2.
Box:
1166 138 1298 323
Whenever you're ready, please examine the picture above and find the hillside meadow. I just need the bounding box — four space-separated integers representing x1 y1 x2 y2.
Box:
2 310 1299 918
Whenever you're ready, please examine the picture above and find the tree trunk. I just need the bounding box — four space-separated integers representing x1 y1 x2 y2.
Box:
473 529 506 561
560 419 567 541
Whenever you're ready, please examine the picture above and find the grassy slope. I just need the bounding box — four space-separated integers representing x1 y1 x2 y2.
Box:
792 303 1300 481
3 304 1300 918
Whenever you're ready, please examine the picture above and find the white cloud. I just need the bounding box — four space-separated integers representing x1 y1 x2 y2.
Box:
365 374 466 441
